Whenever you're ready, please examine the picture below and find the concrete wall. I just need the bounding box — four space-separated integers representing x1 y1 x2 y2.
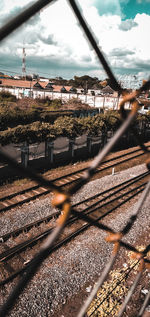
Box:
0 87 131 109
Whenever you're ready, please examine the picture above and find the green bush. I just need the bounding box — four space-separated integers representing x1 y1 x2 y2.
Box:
79 115 106 136
103 111 121 131
0 90 16 102
54 116 84 138
0 121 59 145
0 112 149 146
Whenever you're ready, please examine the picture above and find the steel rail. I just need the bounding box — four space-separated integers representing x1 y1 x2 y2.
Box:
118 269 144 317
0 223 64 317
0 170 148 244
104 259 149 317
0 150 63 193
0 147 133 200
77 252 119 317
0 172 148 261
69 110 137 196
0 182 146 263
77 180 150 316
72 170 149 208
0 175 148 283
2 146 146 201
88 261 139 317
0 183 146 263
0 146 148 213
138 290 150 317
71 208 150 257
0 212 59 243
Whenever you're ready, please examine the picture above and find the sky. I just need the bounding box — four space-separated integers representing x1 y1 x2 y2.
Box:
0 0 150 80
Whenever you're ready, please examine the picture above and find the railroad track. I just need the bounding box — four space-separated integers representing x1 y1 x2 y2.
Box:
0 145 149 213
0 170 149 286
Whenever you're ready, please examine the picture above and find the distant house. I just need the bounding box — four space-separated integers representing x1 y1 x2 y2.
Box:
101 85 118 97
76 86 84 94
52 85 72 93
69 87 77 93
39 77 50 82
14 75 21 80
45 82 54 91
88 88 101 95
61 86 67 93
33 82 44 90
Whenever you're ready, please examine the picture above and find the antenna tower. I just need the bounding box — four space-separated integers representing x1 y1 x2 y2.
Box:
22 46 26 79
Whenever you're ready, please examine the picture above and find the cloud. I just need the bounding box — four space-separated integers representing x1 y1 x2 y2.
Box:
134 59 150 70
80 55 92 63
119 19 138 31
39 35 57 45
0 0 4 11
110 48 135 57
0 0 149 80
93 0 121 16
0 3 41 28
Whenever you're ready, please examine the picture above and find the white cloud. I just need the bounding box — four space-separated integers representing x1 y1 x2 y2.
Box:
0 0 149 79
119 19 138 31
1 0 37 14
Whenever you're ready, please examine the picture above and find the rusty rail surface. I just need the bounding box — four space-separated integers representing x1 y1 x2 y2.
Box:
0 0 150 316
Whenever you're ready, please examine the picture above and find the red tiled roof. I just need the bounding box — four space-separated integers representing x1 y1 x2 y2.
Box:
52 85 72 92
0 78 35 88
0 78 72 92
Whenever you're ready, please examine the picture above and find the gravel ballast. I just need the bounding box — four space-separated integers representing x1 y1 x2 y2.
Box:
0 163 149 317
0 163 147 237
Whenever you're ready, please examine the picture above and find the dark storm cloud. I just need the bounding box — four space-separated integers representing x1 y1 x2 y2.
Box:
0 53 21 67
27 55 100 72
39 35 56 45
112 58 150 75
0 52 100 77
110 48 135 57
24 32 56 45
134 60 150 70
119 19 138 31
1 51 149 79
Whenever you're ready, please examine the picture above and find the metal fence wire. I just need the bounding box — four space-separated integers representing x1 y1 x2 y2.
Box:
0 0 150 316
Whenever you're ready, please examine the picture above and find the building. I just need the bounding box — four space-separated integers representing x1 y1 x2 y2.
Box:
0 78 73 99
0 78 134 110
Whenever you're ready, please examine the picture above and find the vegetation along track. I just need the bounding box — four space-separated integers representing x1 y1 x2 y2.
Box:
0 170 149 286
0 144 149 213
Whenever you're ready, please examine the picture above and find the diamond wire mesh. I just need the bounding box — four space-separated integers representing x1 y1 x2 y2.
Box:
0 0 150 316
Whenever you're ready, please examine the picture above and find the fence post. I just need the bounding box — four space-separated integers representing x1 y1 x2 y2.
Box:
103 96 105 110
94 95 95 107
87 135 92 153
69 137 75 158
21 140 29 168
102 130 107 146
45 140 54 164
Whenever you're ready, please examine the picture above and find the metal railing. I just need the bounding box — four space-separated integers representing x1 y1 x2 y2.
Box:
0 0 150 316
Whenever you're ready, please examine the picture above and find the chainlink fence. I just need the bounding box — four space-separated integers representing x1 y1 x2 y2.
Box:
0 0 150 316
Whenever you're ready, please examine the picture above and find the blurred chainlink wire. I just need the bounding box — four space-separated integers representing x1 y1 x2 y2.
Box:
0 0 150 316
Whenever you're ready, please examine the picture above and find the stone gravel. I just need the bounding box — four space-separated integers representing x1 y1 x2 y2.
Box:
0 163 149 316
0 163 147 237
